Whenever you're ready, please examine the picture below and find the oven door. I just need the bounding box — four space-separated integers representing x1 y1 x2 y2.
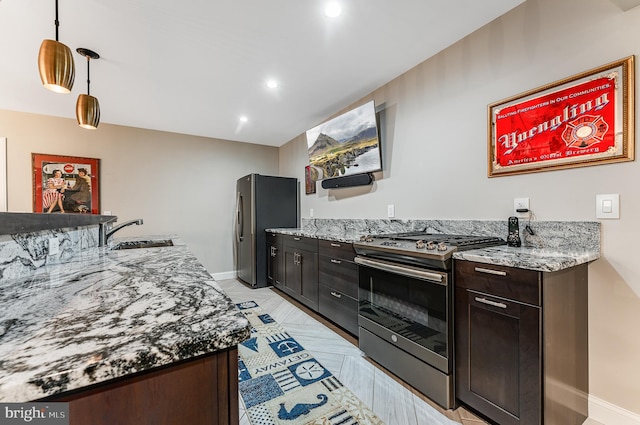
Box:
355 256 452 374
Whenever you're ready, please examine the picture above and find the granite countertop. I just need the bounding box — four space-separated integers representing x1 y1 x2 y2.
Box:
267 223 600 272
452 245 599 272
0 236 250 402
267 227 370 243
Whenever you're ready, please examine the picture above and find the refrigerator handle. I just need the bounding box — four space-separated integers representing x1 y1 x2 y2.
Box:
235 191 244 242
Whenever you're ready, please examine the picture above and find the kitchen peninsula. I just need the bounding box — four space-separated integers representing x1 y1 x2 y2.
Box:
0 214 250 425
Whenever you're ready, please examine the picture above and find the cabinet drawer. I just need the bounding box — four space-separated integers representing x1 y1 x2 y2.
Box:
283 235 318 252
318 240 356 261
318 256 358 298
455 260 541 306
267 232 281 245
318 285 358 335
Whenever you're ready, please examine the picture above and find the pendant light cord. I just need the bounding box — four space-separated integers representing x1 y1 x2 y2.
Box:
86 57 91 96
54 0 60 41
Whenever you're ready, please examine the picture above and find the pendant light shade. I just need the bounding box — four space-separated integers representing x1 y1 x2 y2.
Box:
76 94 100 130
38 1 75 93
76 48 100 130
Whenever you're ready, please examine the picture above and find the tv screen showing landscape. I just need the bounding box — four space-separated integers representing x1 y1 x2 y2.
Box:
306 100 381 181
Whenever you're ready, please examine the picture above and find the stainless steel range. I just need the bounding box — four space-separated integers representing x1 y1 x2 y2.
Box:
353 232 505 409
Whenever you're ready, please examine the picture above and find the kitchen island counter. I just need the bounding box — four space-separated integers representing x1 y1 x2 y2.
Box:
0 237 250 403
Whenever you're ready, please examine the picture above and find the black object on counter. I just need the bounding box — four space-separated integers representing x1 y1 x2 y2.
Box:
507 216 521 247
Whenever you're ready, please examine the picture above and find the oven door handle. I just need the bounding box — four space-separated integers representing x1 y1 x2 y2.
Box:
355 256 445 284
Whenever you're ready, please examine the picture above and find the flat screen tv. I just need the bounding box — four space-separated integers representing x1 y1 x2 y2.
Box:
306 100 381 181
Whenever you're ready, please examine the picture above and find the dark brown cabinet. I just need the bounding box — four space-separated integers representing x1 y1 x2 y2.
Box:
266 232 283 290
318 240 359 335
282 235 319 311
49 347 240 425
455 260 588 425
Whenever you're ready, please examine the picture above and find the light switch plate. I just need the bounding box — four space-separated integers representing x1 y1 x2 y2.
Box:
596 194 619 219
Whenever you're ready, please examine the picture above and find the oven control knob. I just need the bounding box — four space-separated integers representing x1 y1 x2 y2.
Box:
415 240 425 249
437 242 448 251
391 334 398 343
425 241 436 250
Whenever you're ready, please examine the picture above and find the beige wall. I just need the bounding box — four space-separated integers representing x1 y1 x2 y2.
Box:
280 0 640 420
0 109 281 276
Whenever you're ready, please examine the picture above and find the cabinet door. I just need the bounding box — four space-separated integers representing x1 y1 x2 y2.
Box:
318 255 358 298
298 248 319 311
318 285 358 335
456 288 541 425
283 247 302 297
267 243 283 289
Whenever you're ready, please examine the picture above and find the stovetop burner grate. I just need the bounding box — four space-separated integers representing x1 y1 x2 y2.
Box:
375 232 504 248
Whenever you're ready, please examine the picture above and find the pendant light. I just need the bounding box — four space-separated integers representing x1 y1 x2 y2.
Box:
38 0 75 93
75 48 100 130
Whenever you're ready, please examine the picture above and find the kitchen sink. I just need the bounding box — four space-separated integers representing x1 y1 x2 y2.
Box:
111 240 174 250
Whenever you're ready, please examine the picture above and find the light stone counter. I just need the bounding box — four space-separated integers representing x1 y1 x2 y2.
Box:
0 236 250 402
452 245 599 272
268 218 601 272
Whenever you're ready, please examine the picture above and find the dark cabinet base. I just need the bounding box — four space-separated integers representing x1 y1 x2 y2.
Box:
318 284 359 335
455 261 588 425
46 348 239 425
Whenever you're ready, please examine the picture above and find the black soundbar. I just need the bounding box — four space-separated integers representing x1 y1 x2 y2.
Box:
321 173 373 189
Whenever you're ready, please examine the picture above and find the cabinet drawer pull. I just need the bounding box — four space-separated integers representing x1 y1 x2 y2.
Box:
330 242 341 247
474 267 507 276
330 259 342 264
475 297 507 309
293 237 301 241
330 291 342 298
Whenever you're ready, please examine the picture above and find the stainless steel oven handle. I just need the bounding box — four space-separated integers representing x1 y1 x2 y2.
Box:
355 256 444 284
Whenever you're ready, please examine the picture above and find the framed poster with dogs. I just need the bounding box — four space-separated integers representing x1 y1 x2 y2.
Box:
32 153 100 214
488 56 635 177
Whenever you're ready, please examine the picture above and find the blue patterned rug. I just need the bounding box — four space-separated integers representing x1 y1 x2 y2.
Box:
236 301 385 425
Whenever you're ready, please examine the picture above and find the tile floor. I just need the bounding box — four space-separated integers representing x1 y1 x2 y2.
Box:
218 278 602 425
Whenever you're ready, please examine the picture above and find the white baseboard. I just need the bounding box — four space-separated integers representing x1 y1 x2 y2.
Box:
589 395 640 425
212 270 237 281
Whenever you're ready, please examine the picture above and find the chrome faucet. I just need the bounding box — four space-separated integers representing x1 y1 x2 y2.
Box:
99 218 144 246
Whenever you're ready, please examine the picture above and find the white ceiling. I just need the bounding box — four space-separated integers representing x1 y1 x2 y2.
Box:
0 0 525 147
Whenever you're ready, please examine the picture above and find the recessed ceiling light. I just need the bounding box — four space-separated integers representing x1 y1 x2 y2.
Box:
239 116 248 123
324 2 342 18
266 80 279 89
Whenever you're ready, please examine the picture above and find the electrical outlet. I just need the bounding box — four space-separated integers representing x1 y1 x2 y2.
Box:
309 208 314 217
48 237 60 255
513 198 530 215
387 204 395 218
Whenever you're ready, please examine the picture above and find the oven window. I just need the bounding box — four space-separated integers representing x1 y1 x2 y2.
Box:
359 266 448 358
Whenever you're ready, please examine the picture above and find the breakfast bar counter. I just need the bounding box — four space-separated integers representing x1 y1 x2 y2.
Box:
0 236 250 424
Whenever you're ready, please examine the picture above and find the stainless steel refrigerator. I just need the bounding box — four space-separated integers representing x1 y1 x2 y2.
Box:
234 174 298 288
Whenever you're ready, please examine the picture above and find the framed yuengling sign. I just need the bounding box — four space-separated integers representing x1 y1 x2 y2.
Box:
488 56 635 177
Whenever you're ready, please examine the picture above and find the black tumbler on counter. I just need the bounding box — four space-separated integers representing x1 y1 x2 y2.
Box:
507 216 521 247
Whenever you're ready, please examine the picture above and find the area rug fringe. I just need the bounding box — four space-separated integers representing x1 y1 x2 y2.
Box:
236 301 385 425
